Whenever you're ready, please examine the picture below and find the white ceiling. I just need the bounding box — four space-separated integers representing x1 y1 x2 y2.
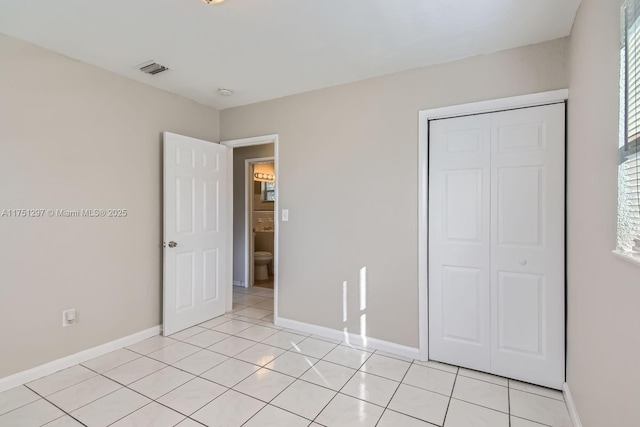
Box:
0 0 581 110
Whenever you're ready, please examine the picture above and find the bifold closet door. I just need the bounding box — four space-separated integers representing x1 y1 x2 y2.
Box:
429 103 565 389
428 114 492 372
489 104 565 389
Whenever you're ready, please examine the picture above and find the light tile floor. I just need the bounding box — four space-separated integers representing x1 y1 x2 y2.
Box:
0 286 573 427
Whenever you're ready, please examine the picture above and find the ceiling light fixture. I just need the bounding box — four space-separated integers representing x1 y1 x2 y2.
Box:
201 0 225 4
218 88 234 96
254 173 275 181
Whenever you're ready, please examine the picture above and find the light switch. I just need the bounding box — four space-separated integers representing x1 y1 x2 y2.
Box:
282 209 289 222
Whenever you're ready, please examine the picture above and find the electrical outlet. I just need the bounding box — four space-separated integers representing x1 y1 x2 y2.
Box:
62 309 76 327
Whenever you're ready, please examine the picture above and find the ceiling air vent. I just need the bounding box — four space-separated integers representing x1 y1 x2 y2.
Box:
137 61 169 75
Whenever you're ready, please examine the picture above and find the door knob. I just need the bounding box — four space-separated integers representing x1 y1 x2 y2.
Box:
168 241 178 248
520 259 527 266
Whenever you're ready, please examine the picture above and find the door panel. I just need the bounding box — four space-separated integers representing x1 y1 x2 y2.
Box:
496 122 545 152
444 170 483 242
490 104 565 389
164 132 229 336
429 114 491 372
175 252 195 311
497 166 543 246
203 180 219 232
496 271 544 355
176 177 194 234
442 266 482 344
203 248 219 302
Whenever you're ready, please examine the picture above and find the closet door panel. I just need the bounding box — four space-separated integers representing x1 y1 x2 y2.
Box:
489 103 565 389
429 114 491 372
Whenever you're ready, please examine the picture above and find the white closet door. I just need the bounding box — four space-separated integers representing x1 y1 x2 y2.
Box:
428 114 492 372
489 104 565 389
428 103 565 389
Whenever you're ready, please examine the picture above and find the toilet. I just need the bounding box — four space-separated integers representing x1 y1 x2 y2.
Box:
254 251 273 281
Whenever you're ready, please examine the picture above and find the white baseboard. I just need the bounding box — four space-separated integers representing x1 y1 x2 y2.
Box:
563 382 583 427
233 280 246 287
276 317 420 360
0 325 161 393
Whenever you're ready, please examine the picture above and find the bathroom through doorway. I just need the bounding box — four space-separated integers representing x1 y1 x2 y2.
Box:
247 158 275 289
222 134 279 323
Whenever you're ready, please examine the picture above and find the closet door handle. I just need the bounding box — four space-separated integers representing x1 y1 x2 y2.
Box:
519 259 527 266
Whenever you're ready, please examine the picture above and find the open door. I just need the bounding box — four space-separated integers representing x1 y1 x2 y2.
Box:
163 132 229 336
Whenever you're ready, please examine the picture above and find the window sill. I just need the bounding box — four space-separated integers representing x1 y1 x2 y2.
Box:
612 250 640 267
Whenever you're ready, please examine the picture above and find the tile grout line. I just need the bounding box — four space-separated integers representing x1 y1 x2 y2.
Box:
0 394 57 421
308 348 378 426
103 400 158 427
64 371 170 424
508 378 512 427
144 375 226 420
107 377 225 427
22 383 89 427
235 384 302 426
440 369 458 427
448 396 511 416
332 356 421 415
373 358 418 427
452 369 510 388
229 334 348 425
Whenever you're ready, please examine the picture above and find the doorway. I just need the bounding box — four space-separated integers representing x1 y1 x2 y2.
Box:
246 158 276 289
222 134 279 324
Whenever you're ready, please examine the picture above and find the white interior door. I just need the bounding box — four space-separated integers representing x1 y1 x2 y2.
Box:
428 114 492 372
163 132 229 336
489 104 565 389
429 104 565 389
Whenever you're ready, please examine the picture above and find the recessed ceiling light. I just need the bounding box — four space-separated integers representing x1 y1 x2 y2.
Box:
218 88 234 96
201 0 225 4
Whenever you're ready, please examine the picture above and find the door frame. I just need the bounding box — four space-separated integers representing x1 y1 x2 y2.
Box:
245 156 275 288
417 89 569 361
221 134 279 322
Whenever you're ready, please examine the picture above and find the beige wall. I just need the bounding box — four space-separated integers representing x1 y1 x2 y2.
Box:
232 145 274 284
0 34 219 378
221 38 570 347
567 1 640 425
